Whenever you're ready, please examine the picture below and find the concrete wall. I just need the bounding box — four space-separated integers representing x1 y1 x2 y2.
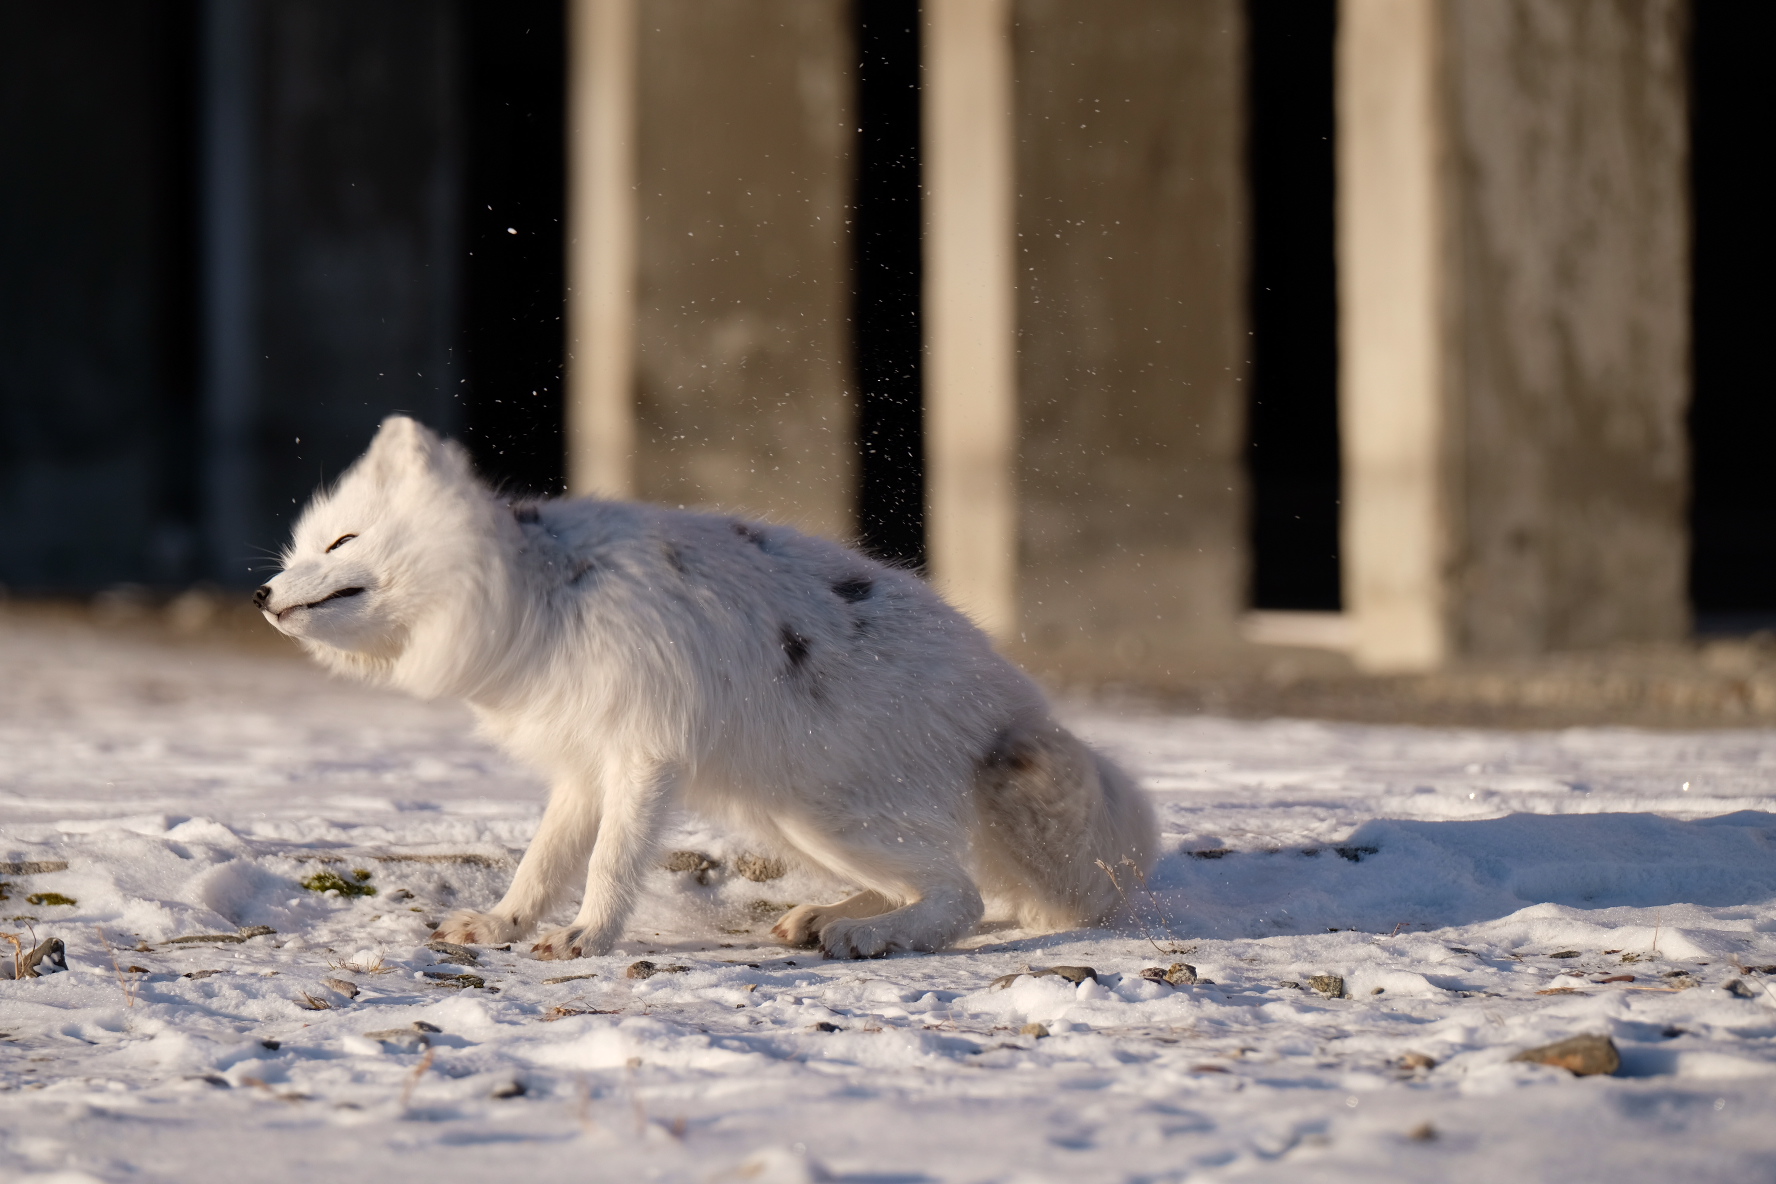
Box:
1447 0 1690 655
1010 0 1250 678
633 1 855 540
1339 0 1690 670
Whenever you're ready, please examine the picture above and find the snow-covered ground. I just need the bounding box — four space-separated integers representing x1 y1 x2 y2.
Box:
2 611 1774 1183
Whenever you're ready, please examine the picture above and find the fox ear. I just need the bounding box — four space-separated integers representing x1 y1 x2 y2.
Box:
358 415 470 489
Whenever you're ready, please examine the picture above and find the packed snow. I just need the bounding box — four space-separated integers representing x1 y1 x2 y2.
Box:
1 611 1774 1182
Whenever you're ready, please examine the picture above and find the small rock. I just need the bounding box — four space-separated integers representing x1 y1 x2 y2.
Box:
626 960 689 980
437 973 485 990
1020 1022 1049 1038
491 1080 526 1099
662 850 720 884
991 965 1098 989
1371 986 1386 995
1308 974 1345 998
1399 1051 1436 1071
543 973 598 985
0 861 69 875
1547 950 1581 959
1511 1033 1620 1076
321 977 360 999
1140 962 1197 986
426 939 480 966
735 853 788 882
1723 978 1757 999
812 1021 840 1032
170 933 247 945
363 1027 430 1052
260 1040 280 1050
183 969 224 980
1406 1121 1437 1141
238 925 277 938
413 1021 442 1032
13 937 67 978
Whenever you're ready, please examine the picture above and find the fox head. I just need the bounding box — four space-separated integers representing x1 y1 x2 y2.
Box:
257 416 500 682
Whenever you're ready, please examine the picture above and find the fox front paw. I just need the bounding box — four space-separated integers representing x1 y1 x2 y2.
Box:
431 909 519 947
530 925 612 961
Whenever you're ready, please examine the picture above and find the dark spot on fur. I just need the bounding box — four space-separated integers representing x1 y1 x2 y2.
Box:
832 577 873 603
732 521 768 550
781 626 811 670
664 544 687 574
980 728 1037 774
569 558 599 585
512 504 540 524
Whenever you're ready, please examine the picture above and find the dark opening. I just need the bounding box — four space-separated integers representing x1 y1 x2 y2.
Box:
1245 0 1341 611
461 2 568 498
1689 1 1776 632
0 1 202 591
852 0 925 567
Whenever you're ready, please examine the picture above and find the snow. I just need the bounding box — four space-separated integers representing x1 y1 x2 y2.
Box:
2 612 1774 1182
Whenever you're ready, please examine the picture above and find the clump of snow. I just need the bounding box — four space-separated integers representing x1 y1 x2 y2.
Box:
1 615 1774 1181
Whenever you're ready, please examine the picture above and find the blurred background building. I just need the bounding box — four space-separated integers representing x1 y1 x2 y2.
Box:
0 0 1767 688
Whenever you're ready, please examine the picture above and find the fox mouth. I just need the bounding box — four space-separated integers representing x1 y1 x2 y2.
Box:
279 586 365 619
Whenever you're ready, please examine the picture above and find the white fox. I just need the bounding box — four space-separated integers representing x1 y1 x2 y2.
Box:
257 416 1156 959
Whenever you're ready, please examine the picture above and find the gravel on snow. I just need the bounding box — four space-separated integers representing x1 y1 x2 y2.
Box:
1 614 1774 1182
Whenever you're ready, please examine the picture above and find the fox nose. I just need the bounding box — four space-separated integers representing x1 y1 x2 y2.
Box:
253 585 272 609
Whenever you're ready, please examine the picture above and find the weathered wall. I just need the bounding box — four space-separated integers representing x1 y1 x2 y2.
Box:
1447 0 1690 655
634 1 855 540
1010 0 1250 677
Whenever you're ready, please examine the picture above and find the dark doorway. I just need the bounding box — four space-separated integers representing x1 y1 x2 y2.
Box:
0 2 201 591
461 2 567 498
1244 0 1341 611
852 0 924 567
1689 1 1776 632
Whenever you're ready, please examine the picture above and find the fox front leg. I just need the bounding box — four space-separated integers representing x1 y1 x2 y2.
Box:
531 764 680 960
432 778 601 947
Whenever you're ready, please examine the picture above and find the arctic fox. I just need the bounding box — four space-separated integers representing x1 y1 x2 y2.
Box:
257 416 1155 959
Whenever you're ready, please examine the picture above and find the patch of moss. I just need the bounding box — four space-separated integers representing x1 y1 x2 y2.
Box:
299 868 378 898
25 892 76 907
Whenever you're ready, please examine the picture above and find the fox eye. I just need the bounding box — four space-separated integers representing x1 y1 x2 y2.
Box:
325 534 358 553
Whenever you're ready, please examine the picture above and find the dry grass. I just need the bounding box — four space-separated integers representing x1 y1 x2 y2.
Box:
400 1047 435 1109
95 926 141 1006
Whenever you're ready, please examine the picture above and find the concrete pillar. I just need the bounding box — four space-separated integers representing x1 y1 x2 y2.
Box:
565 0 637 499
923 0 1019 636
629 1 855 540
1339 0 1690 671
1010 0 1251 680
1337 0 1450 672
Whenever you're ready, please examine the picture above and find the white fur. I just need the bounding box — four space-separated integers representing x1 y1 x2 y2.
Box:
258 417 1157 959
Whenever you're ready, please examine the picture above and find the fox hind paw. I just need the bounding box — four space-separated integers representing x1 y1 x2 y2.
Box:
769 904 826 948
817 917 895 960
